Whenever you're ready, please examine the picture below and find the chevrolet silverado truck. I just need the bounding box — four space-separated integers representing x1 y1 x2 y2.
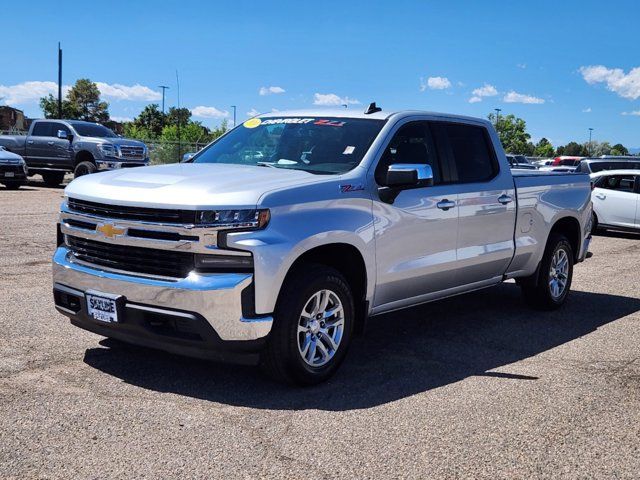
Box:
0 119 149 187
52 108 592 385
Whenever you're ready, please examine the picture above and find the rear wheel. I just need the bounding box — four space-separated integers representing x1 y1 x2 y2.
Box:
260 265 354 385
41 171 65 187
521 233 574 310
74 161 97 178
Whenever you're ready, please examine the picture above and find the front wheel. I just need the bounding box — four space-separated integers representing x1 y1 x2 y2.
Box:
260 265 354 385
74 161 97 178
521 233 574 310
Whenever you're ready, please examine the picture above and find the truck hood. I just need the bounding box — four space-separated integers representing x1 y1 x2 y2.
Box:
0 148 24 163
64 163 321 208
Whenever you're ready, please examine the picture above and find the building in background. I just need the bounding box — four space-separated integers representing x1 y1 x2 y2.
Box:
0 106 28 132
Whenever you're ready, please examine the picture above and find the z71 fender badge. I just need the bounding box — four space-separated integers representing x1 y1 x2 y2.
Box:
339 184 365 193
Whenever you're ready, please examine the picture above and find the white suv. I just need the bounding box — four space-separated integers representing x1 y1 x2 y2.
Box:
591 170 640 232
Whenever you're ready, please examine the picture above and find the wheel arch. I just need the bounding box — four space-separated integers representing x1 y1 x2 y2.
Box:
74 150 95 166
548 215 582 263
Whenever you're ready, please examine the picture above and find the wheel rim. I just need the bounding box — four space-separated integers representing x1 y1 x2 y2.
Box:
549 248 569 299
297 289 344 367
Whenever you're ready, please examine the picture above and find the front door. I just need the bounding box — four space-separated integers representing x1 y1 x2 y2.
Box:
371 120 459 311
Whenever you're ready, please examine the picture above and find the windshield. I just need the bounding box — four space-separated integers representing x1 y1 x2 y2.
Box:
72 123 117 138
192 117 385 174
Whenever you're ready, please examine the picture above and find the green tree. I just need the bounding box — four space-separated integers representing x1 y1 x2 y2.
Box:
562 141 586 156
131 104 165 137
166 107 192 127
611 143 629 156
534 138 555 157
39 78 109 122
487 113 531 154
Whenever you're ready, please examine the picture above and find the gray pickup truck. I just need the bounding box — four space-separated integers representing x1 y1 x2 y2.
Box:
0 119 149 186
52 108 592 385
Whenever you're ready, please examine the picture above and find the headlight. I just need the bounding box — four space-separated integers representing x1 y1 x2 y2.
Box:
194 253 254 273
196 209 270 229
98 143 120 158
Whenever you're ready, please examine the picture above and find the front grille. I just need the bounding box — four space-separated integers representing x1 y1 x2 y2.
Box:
67 197 197 224
119 145 145 159
66 235 194 279
1 164 25 174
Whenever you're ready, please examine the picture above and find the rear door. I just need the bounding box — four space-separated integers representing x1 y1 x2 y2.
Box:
26 122 54 165
433 121 516 286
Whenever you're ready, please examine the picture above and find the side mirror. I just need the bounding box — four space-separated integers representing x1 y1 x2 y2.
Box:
181 152 196 163
57 129 68 140
386 163 434 189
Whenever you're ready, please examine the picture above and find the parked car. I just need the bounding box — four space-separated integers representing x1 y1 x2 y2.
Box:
0 119 149 186
506 154 537 170
576 157 640 174
552 156 583 167
52 108 592 385
590 169 639 233
0 145 28 189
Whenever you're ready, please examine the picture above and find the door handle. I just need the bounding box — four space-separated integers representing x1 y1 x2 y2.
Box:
47 141 55 146
27 140 34 144
436 199 456 211
498 194 513 205
595 194 606 200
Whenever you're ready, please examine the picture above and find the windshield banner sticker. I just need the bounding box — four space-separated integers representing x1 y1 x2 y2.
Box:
261 118 315 125
243 118 262 128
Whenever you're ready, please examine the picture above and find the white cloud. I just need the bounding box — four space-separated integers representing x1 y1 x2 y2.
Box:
0 80 161 105
0 81 70 105
503 91 545 104
466 83 498 103
582 107 592 113
472 84 498 97
259 86 285 96
110 116 133 123
191 106 229 118
621 110 640 116
579 65 640 100
96 82 161 101
420 76 451 91
246 108 260 117
312 93 360 106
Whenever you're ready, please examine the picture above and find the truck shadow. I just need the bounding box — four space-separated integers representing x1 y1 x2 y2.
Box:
83 284 640 411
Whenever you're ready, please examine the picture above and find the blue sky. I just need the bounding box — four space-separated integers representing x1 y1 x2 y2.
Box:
1 0 639 148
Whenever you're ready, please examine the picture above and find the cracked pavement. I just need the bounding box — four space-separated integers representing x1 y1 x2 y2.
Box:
1 178 639 479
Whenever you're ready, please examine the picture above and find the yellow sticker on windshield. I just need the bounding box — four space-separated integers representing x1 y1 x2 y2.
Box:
243 118 262 128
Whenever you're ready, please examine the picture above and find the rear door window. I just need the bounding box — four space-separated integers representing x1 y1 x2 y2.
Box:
31 122 53 137
434 123 498 183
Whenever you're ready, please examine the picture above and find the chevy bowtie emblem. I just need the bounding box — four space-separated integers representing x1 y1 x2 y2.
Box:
96 223 126 239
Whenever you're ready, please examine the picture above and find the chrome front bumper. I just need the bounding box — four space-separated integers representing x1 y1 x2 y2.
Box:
52 247 273 341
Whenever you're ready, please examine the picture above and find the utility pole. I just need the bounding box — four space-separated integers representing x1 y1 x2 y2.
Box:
176 71 181 162
158 85 169 114
57 42 63 119
588 128 594 156
230 105 237 127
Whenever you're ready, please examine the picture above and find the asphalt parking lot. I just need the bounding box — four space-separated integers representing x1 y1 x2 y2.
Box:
1 178 639 479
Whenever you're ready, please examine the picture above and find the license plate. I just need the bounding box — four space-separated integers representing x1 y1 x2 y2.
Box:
4 172 14 178
86 291 121 323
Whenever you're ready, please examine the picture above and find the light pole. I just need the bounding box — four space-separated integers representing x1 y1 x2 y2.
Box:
57 42 62 119
588 128 594 156
158 85 170 114
230 105 237 127
494 108 502 134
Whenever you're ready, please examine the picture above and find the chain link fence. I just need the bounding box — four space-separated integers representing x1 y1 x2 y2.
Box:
145 140 208 165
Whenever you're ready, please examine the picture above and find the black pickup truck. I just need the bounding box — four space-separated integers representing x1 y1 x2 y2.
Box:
0 119 149 186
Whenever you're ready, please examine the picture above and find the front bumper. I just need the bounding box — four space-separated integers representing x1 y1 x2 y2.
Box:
52 246 273 362
0 164 27 183
95 159 150 171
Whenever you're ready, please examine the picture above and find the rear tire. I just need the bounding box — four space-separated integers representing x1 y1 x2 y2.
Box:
74 161 97 178
521 233 574 310
260 265 354 385
41 171 65 187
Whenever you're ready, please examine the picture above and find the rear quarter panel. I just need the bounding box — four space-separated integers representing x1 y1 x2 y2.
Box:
507 172 592 277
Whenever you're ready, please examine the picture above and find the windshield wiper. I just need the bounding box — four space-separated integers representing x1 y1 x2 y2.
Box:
256 162 279 168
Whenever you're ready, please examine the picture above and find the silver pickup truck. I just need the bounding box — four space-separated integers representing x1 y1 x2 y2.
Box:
52 108 592 385
0 119 148 186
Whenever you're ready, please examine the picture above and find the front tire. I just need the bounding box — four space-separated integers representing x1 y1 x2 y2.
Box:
521 233 574 310
2 183 21 190
261 265 354 385
74 161 97 178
